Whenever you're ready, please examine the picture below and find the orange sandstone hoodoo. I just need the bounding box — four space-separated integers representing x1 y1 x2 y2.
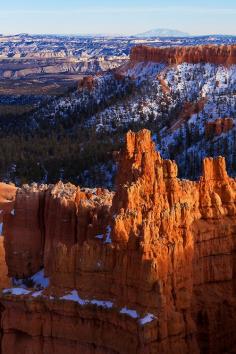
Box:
0 130 236 353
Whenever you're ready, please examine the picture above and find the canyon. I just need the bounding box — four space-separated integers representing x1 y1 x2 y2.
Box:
0 39 236 188
0 129 236 353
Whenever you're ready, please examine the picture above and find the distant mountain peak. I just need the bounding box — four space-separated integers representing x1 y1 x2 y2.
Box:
136 28 190 38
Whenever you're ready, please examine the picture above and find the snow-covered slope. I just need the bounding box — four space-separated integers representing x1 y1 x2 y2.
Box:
3 45 235 187
30 55 236 179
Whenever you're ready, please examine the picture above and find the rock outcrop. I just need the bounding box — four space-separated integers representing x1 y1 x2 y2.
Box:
1 129 236 353
205 117 234 137
79 76 95 91
130 44 236 65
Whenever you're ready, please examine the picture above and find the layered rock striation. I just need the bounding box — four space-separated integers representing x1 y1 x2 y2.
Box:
0 130 236 353
130 44 236 65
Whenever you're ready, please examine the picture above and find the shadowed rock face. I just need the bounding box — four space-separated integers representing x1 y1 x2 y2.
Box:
205 117 234 137
130 44 236 65
0 129 236 353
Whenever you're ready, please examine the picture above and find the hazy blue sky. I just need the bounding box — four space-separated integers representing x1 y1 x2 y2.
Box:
1 0 236 36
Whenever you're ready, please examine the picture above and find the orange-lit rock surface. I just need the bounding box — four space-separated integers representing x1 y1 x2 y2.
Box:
130 44 236 65
0 182 17 222
1 130 236 353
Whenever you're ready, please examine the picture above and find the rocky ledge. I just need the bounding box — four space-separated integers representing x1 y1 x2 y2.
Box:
0 129 236 353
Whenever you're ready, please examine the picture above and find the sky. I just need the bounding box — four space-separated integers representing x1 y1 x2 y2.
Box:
0 0 236 36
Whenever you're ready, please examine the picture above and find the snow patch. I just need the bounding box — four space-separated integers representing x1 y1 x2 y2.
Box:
90 299 113 309
13 269 49 289
3 288 31 296
139 313 156 325
60 290 113 309
61 290 87 305
120 307 139 319
31 269 49 288
31 290 43 298
104 225 112 244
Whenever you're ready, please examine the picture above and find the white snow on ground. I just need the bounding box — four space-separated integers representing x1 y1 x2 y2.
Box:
120 307 139 319
104 225 112 244
139 313 156 325
3 288 31 296
13 269 49 289
121 62 165 80
90 299 113 309
31 290 43 297
95 226 112 244
31 269 49 288
61 291 113 309
61 290 88 305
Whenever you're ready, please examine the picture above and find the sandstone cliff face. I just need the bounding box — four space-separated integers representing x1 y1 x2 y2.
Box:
3 184 47 278
130 44 236 65
1 130 236 353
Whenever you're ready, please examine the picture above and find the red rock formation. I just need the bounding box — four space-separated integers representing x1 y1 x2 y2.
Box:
3 184 47 278
2 182 113 279
114 72 125 81
79 75 95 90
1 130 236 353
130 44 236 65
0 239 10 289
170 98 207 132
0 183 15 289
44 183 113 277
205 117 234 137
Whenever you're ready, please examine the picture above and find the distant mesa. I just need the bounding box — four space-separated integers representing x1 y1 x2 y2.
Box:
135 28 190 38
130 44 236 65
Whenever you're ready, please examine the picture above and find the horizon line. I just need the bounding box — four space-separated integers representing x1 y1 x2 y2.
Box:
1 32 236 37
